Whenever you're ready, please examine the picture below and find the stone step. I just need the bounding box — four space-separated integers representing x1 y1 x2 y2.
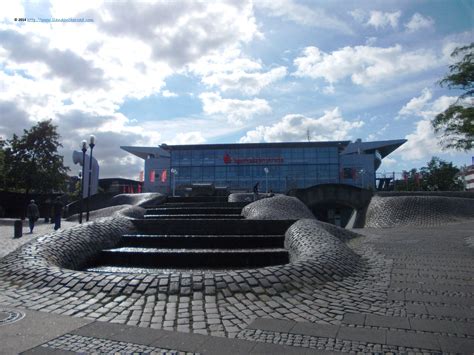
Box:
145 207 243 215
144 214 243 220
121 234 285 249
160 202 248 208
133 219 296 235
166 196 228 203
97 247 289 268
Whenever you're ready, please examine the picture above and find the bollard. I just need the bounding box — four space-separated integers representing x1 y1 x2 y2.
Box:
14 220 23 239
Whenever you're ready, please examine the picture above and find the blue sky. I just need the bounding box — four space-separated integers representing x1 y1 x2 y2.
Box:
0 0 472 179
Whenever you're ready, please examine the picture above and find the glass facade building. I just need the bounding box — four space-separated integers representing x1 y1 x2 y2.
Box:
121 139 406 194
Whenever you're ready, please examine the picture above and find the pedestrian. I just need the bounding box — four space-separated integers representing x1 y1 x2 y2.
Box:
53 197 64 231
26 200 40 234
253 182 260 201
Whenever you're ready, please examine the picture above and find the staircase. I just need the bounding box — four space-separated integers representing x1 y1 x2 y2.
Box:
87 197 294 272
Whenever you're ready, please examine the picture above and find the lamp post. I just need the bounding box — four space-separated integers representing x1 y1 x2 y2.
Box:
86 135 95 222
170 168 178 197
359 169 366 189
79 140 87 224
264 167 269 193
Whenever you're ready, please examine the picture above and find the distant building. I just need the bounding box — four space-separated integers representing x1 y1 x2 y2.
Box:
121 139 406 194
99 178 142 194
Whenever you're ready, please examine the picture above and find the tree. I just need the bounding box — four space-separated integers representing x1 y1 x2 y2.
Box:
433 43 474 151
3 120 70 195
419 157 463 191
394 157 463 191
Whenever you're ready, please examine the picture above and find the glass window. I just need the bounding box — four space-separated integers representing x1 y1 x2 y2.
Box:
202 150 215 165
227 166 238 179
179 166 191 178
191 167 202 182
180 150 191 165
202 166 214 180
215 166 226 180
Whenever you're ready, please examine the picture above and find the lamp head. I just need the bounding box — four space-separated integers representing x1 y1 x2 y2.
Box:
89 135 95 146
81 140 87 151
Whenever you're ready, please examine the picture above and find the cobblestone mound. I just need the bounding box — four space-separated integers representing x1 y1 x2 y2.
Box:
0 207 363 302
242 195 315 220
365 195 474 228
228 193 283 202
109 193 166 208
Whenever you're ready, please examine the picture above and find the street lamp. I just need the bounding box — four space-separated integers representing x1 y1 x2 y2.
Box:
86 135 95 222
79 140 87 224
170 168 178 197
264 167 269 193
359 169 366 189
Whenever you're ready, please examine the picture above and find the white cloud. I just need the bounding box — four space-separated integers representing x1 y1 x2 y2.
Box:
190 49 287 95
405 13 434 33
398 89 458 120
239 108 364 143
398 88 432 118
395 91 460 161
256 0 353 34
0 0 24 22
199 92 271 125
366 11 401 29
293 44 439 85
349 9 366 23
162 90 178 98
170 131 206 145
82 1 261 67
397 119 441 160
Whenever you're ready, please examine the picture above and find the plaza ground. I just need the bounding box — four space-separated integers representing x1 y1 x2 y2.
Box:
0 218 473 354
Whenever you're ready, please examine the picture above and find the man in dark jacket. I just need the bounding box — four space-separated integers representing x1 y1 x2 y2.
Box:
53 197 64 231
26 200 40 234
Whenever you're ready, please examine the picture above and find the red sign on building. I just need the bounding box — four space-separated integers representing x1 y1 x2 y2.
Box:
223 153 283 165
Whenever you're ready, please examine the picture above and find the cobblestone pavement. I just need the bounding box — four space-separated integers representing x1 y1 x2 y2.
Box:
0 209 473 353
0 219 77 258
42 334 196 354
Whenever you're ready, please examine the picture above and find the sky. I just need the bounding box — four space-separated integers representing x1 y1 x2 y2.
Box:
0 0 472 180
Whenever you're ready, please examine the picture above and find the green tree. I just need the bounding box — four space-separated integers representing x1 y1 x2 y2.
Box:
433 43 474 150
419 157 463 191
3 120 70 195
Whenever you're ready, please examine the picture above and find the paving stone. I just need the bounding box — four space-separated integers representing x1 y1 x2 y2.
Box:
341 313 365 326
438 335 474 354
365 314 410 330
409 318 471 335
247 318 295 333
290 322 339 338
336 326 386 344
386 330 440 350
71 321 166 345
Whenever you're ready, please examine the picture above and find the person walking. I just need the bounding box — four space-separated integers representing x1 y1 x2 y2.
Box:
26 200 40 234
53 197 64 231
253 182 260 201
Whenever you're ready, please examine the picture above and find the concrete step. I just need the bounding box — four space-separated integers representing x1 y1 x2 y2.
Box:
98 247 289 268
121 234 285 248
144 214 244 220
133 219 296 235
166 196 228 203
145 207 243 215
160 202 248 208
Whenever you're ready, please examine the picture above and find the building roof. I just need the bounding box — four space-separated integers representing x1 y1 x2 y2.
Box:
161 141 351 151
120 146 170 160
341 139 407 158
